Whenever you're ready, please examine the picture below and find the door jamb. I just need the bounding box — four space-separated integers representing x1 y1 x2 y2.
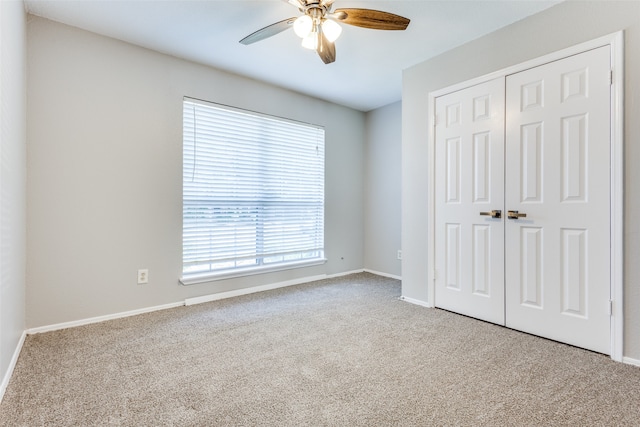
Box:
427 31 624 362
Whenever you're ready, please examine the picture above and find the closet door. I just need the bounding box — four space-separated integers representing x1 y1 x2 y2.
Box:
434 78 505 325
504 46 611 354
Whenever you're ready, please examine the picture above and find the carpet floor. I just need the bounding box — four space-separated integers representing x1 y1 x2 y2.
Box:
1 272 639 426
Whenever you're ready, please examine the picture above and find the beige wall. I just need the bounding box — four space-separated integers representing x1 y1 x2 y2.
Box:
0 0 27 393
402 1 640 359
364 101 401 278
26 17 366 328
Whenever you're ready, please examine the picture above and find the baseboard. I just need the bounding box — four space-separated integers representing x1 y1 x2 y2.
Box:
622 356 640 367
363 269 401 281
185 274 328 306
25 270 395 333
399 295 432 308
0 330 26 403
26 301 185 335
25 271 371 331
326 269 365 279
185 269 403 306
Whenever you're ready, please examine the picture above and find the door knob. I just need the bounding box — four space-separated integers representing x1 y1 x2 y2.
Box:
507 210 527 219
480 210 502 219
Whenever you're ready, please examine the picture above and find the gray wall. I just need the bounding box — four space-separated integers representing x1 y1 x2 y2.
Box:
26 17 365 328
402 1 640 359
0 0 27 391
364 101 401 278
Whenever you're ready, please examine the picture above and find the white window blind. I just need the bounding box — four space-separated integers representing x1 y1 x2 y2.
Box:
182 98 325 283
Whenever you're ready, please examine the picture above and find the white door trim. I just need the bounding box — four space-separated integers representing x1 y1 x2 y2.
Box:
427 31 624 362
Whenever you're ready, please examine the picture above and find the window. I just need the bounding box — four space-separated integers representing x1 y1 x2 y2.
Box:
181 98 325 284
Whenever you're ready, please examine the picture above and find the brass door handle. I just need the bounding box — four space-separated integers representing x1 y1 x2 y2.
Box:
480 210 502 219
507 210 527 219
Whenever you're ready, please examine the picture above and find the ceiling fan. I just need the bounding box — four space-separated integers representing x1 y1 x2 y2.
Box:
239 0 410 64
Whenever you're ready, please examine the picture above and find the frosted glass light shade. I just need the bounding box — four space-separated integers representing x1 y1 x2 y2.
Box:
301 32 318 49
322 19 342 42
293 15 313 38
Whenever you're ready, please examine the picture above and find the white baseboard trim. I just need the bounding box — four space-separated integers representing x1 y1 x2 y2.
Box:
185 274 328 306
185 269 403 306
26 301 185 335
399 295 432 308
25 270 395 334
25 271 372 332
326 269 365 279
622 356 640 367
0 330 26 404
363 269 401 281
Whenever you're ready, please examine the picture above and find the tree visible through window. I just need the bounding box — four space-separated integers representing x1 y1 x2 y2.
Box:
181 98 325 283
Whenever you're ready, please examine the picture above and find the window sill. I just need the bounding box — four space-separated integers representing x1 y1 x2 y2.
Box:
179 258 327 286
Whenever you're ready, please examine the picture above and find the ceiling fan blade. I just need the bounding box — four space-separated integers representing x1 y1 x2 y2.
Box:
316 29 336 64
239 17 296 45
331 8 410 31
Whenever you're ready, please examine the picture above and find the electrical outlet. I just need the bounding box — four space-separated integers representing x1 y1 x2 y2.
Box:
137 269 149 284
397 250 402 260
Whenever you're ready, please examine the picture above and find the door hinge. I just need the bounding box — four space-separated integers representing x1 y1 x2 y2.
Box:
608 300 613 316
433 269 438 281
610 70 613 85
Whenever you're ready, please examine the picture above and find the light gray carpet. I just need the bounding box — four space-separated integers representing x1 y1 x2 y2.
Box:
1 273 639 426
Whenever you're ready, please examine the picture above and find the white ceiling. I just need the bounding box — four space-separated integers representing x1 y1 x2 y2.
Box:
24 0 561 111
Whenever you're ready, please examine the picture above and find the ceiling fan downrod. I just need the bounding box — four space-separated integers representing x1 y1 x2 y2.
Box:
294 1 342 50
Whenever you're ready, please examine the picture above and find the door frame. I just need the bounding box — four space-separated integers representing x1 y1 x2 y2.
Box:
427 31 624 361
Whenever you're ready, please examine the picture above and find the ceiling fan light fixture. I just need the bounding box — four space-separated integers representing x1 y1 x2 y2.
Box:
301 31 318 49
322 19 342 42
293 15 313 38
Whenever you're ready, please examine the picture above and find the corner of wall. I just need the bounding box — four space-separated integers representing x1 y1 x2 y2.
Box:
0 0 28 401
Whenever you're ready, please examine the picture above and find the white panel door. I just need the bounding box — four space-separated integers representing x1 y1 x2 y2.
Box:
505 46 611 354
434 78 505 325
